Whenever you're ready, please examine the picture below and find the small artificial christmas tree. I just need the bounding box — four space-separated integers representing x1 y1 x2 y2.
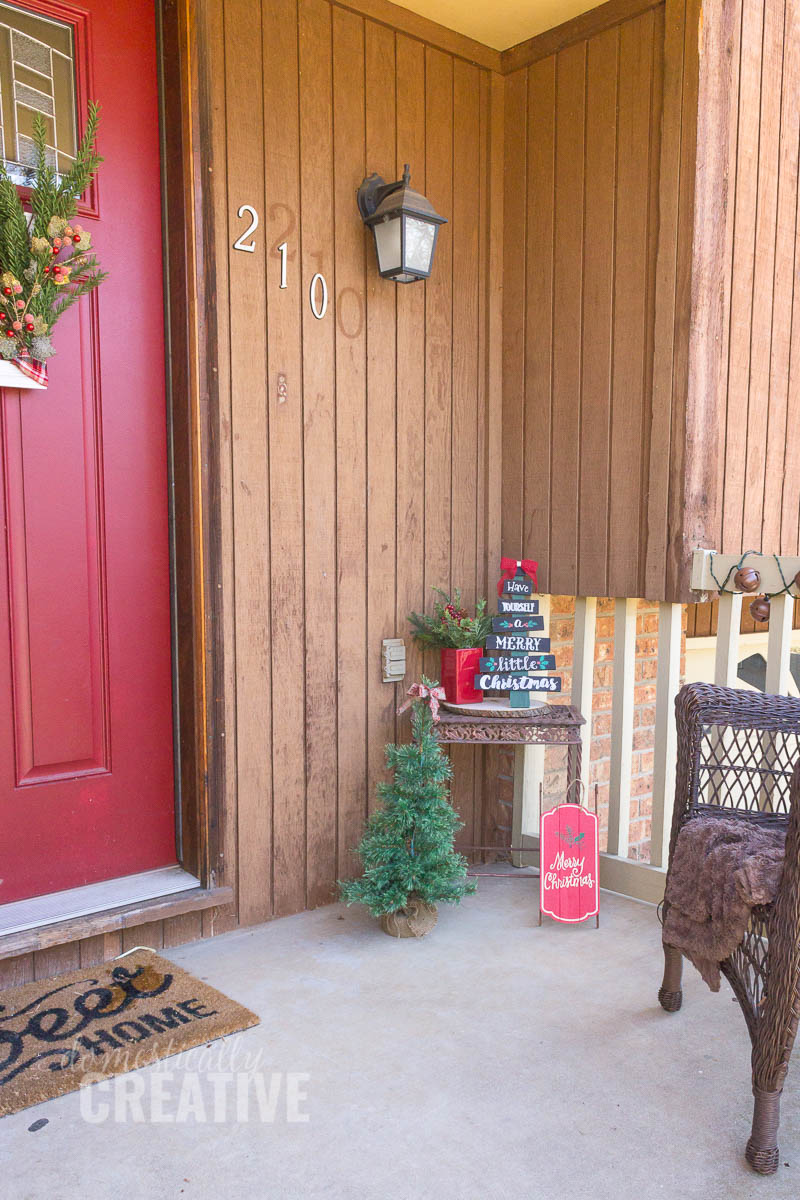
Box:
340 681 476 935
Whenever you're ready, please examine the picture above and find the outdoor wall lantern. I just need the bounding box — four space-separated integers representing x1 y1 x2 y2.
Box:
357 163 446 282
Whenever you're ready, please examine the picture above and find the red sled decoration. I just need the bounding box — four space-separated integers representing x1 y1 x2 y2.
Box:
539 803 599 925
440 647 483 703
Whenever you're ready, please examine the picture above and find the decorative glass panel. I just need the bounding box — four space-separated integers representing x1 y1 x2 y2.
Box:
0 2 77 182
403 216 435 275
374 216 401 276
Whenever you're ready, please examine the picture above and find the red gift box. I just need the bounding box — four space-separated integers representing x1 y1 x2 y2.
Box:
439 647 483 704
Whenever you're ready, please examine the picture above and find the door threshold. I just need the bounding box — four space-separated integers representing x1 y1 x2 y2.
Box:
0 868 234 959
0 865 201 938
0 882 235 959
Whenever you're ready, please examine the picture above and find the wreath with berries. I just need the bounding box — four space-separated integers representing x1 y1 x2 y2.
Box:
0 102 106 385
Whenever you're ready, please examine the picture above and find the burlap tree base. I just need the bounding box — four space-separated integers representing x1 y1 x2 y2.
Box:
379 898 438 938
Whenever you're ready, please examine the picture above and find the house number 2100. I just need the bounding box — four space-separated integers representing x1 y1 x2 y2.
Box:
233 204 329 320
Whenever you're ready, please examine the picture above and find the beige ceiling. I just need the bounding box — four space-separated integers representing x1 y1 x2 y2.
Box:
389 0 604 50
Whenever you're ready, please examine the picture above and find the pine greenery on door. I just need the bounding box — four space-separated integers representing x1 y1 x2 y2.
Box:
0 104 106 363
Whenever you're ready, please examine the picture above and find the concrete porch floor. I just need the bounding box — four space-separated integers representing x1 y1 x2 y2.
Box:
4 872 800 1200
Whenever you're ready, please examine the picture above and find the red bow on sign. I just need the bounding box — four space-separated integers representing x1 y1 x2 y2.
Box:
497 557 538 596
397 681 446 722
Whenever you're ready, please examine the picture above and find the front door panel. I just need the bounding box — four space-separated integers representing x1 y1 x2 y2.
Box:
0 0 176 903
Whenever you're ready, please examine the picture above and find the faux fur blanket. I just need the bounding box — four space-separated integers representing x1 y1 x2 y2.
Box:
663 816 786 991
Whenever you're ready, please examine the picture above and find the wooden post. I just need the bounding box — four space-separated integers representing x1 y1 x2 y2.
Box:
765 592 793 695
511 744 541 867
571 596 596 800
756 593 794 814
511 593 550 866
607 598 637 857
649 602 682 868
709 590 741 811
714 590 742 685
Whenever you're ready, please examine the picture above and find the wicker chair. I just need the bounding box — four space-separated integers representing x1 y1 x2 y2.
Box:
660 682 800 1174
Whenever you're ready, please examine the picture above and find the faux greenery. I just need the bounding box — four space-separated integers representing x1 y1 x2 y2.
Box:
339 688 476 917
408 587 493 650
0 103 106 362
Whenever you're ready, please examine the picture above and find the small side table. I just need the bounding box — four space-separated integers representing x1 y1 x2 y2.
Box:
434 704 586 862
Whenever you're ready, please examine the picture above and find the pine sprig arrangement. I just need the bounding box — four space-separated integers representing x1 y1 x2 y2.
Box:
0 103 107 364
339 689 476 917
30 102 102 234
0 179 30 277
409 587 493 650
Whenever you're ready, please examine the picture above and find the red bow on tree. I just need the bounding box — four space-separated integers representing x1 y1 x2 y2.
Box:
497 557 539 596
397 681 446 722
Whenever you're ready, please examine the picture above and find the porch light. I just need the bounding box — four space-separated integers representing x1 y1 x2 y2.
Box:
356 164 446 282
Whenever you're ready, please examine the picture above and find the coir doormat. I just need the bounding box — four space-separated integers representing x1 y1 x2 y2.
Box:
0 949 260 1117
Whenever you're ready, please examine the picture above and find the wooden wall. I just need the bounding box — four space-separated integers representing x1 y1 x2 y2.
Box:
207 0 503 923
500 0 667 599
499 0 800 603
703 0 800 559
647 0 800 599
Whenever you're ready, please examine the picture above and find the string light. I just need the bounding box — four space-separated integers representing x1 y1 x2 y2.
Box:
708 552 799 626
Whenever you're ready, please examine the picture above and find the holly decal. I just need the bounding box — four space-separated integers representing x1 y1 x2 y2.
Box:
558 825 586 848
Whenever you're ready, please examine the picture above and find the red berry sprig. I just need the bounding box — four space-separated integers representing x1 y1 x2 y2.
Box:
444 603 468 621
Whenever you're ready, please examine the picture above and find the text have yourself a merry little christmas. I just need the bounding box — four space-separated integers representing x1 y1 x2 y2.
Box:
543 850 594 890
475 674 561 692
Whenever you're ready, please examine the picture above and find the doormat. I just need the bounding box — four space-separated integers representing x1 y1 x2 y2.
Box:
0 950 260 1117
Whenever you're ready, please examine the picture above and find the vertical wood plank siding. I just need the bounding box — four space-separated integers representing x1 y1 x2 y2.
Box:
218 0 501 919
715 0 800 559
502 5 667 599
225 0 272 927
265 0 308 917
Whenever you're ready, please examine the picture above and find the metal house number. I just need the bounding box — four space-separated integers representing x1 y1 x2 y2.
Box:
233 204 330 321
233 204 259 253
309 272 328 320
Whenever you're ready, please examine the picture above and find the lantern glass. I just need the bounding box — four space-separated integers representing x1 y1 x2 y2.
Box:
404 216 436 274
358 165 446 282
373 215 402 275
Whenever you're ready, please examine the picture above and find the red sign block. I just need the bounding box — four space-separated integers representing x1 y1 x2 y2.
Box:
539 804 599 924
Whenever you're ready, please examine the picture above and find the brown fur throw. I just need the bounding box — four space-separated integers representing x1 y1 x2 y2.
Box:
663 816 785 991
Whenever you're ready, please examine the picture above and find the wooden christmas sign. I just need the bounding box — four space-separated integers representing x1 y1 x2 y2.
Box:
486 634 549 652
539 803 599 925
498 598 540 614
479 654 556 672
491 615 544 633
475 673 562 693
481 640 551 659
483 559 563 709
501 577 534 596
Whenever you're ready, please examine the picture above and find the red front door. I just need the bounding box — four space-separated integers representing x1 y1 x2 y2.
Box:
0 0 176 904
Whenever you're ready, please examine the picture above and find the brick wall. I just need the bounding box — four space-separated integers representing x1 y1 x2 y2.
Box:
486 596 686 863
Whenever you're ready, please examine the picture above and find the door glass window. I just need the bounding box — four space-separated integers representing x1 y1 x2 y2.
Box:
0 2 77 182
